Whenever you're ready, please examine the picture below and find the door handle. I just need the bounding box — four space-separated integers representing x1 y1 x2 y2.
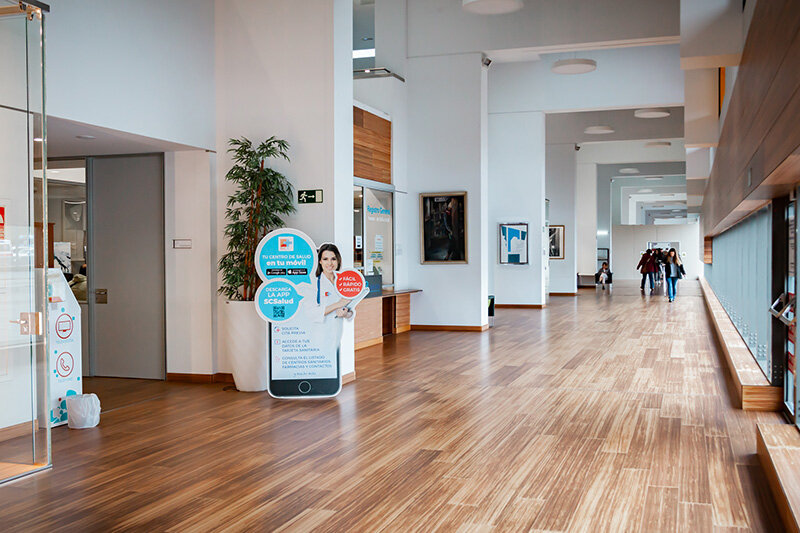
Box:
95 289 108 304
10 312 42 335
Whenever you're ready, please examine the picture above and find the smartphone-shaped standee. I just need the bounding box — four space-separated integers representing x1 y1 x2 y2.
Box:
267 322 341 399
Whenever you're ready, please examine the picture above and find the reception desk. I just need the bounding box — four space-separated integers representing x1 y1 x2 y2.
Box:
354 289 421 350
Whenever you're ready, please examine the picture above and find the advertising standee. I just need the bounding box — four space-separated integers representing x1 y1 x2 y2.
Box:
253 229 368 398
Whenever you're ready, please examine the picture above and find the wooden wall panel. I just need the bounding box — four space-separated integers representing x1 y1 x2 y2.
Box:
703 1 800 235
354 296 383 349
703 236 713 264
394 293 411 334
354 107 391 184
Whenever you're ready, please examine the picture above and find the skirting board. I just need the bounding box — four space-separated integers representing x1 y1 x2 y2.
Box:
495 304 546 309
166 373 234 384
411 324 489 332
549 292 577 297
168 372 355 386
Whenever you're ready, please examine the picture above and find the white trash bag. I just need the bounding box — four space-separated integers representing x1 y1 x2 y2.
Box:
66 393 101 429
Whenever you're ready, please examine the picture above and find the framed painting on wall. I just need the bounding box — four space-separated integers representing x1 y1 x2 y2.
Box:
499 223 528 264
420 192 467 264
549 225 565 260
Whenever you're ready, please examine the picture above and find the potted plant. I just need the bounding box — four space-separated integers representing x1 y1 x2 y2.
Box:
219 137 295 391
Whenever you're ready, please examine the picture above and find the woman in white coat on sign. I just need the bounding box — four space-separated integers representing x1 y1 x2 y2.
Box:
304 243 353 349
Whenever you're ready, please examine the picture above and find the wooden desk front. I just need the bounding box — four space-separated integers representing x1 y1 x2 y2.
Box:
354 290 420 350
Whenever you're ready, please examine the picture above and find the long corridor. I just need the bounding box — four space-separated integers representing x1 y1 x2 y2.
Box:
0 281 786 531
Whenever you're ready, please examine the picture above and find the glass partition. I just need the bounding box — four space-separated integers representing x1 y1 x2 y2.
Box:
363 188 393 286
705 206 773 379
0 0 50 484
353 184 394 287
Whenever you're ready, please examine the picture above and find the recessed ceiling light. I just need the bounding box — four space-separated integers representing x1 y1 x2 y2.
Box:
75 134 96 140
618 167 639 174
551 58 597 75
635 108 671 119
584 125 614 135
462 0 524 15
638 189 653 193
645 141 672 148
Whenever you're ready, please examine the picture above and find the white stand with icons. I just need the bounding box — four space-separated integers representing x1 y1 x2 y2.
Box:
46 269 82 426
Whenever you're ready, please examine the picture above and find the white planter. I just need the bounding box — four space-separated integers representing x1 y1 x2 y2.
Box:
222 300 268 392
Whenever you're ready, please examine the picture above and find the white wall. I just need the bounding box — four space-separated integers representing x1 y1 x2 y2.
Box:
375 0 408 77
354 77 410 289
215 0 355 374
490 45 684 114
164 151 215 375
576 163 598 274
407 0 679 59
406 53 489 326
47 0 215 150
680 0 742 69
611 223 702 280
684 68 719 148
545 144 578 293
489 112 547 305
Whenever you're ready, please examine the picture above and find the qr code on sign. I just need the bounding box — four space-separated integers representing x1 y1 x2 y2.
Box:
273 306 285 319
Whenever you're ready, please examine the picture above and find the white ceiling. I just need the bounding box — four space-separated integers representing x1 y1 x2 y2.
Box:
546 106 683 144
47 116 199 159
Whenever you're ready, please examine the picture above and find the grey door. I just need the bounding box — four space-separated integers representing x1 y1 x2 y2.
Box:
88 154 165 379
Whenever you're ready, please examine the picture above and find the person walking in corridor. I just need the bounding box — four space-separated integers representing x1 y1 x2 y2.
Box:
665 248 686 302
637 249 656 292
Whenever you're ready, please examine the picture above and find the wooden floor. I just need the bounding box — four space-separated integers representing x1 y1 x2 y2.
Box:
0 280 789 531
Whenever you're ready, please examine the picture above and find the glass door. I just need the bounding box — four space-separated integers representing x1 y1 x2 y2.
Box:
0 0 50 484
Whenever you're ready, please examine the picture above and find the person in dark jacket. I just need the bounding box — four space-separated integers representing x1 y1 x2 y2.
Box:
653 248 664 285
596 262 611 290
637 249 657 291
664 248 686 302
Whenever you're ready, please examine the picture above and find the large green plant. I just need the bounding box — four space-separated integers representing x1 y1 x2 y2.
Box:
219 137 296 301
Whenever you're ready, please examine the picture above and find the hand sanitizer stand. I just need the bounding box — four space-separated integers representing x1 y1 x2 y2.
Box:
46 269 82 426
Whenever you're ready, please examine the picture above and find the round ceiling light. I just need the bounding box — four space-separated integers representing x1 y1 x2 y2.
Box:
618 167 639 174
551 58 597 75
634 108 671 119
645 141 672 148
584 125 614 135
462 0 523 15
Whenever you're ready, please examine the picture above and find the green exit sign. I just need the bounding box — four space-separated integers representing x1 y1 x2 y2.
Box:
298 189 323 204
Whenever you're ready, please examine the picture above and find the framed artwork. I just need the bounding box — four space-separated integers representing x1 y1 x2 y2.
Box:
499 223 528 264
549 225 565 260
420 192 467 264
